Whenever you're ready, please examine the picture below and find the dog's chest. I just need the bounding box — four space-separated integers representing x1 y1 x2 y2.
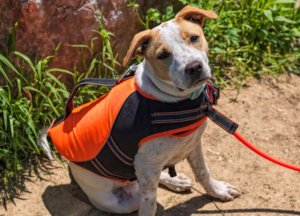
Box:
167 126 205 164
137 120 207 166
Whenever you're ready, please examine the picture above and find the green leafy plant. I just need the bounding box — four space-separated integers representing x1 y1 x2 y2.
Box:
127 1 175 30
127 1 175 64
68 6 121 105
69 6 120 80
0 22 73 187
0 8 122 193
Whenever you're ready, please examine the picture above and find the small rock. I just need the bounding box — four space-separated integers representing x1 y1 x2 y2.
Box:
284 149 289 153
229 159 232 163
207 149 220 155
218 157 223 161
278 109 282 112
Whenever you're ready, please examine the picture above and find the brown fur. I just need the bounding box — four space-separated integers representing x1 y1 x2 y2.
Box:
175 5 218 27
175 18 209 56
123 30 152 67
143 32 172 81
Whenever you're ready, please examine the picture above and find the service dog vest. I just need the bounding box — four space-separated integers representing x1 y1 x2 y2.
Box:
48 66 238 182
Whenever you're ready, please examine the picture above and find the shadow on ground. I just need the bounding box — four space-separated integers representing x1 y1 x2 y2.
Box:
0 156 61 211
41 181 300 216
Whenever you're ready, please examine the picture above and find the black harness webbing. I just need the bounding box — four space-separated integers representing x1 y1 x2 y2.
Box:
207 105 238 134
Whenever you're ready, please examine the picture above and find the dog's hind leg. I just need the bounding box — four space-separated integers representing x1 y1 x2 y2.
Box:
159 172 194 192
87 182 140 214
187 138 241 201
69 162 140 214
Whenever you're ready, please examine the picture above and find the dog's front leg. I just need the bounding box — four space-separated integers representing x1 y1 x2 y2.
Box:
134 154 164 216
187 138 240 201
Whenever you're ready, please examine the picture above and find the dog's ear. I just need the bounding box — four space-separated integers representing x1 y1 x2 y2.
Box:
176 5 218 27
123 30 152 67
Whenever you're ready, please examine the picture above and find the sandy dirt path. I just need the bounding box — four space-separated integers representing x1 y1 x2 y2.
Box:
1 73 300 216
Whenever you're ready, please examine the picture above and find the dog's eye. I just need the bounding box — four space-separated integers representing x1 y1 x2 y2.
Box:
191 36 199 43
158 52 169 60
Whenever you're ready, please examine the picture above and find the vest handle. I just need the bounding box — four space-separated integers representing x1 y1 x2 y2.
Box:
64 65 137 119
64 78 117 119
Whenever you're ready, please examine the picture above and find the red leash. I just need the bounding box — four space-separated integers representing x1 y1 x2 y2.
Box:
205 83 300 172
233 131 300 172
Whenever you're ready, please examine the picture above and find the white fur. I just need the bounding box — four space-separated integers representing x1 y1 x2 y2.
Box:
39 17 240 216
37 127 53 161
155 21 211 90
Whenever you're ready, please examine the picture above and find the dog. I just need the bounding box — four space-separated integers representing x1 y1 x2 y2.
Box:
39 6 240 216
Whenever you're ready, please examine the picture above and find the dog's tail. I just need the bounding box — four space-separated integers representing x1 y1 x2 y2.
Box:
37 126 53 160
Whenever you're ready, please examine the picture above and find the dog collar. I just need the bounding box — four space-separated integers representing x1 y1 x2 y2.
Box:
146 74 206 101
190 83 206 100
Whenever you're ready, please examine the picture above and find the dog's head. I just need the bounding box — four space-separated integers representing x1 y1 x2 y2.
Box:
123 6 218 93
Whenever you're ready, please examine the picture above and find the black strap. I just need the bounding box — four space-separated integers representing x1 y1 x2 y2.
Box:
150 104 238 134
168 166 177 177
207 104 238 134
151 105 207 124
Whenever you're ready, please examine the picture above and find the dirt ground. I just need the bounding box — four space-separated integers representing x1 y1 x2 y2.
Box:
1 73 300 216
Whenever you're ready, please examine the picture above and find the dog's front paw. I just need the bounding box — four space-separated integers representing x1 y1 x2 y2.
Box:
205 178 240 201
159 172 194 192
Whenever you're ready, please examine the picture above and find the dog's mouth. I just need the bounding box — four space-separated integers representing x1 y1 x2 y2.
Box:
177 77 208 92
192 78 206 86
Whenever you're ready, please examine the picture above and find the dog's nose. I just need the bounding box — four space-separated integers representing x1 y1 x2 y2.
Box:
185 61 203 75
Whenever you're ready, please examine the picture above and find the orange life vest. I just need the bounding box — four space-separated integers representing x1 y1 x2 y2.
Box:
48 66 238 182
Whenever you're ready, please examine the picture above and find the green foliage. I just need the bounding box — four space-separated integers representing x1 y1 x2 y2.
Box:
0 14 119 190
69 6 120 80
69 6 121 104
129 0 300 88
128 1 175 29
0 23 72 186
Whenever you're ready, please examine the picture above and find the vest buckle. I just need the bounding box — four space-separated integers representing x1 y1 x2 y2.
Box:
206 82 220 105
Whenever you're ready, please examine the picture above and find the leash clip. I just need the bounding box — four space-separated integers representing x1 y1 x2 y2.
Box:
206 82 220 105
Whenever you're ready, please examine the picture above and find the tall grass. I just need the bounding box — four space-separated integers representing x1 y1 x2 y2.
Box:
0 26 72 186
0 8 119 192
69 6 120 104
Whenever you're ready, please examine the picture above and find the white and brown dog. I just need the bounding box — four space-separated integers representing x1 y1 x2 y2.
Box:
39 6 240 216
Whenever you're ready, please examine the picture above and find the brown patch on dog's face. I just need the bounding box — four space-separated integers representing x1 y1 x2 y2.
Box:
176 18 209 57
122 29 172 81
143 31 172 81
